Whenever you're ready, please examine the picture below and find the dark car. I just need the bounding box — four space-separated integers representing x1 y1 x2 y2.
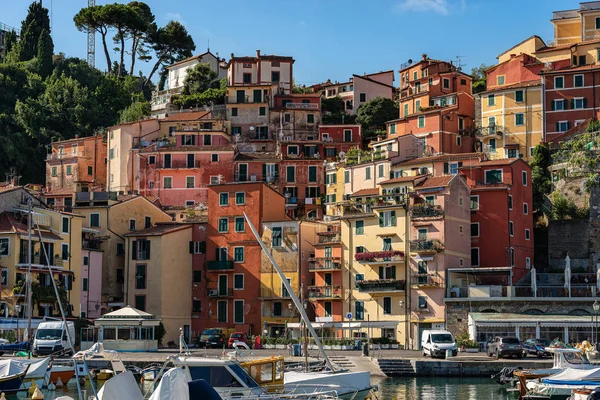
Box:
522 339 552 358
487 336 523 359
228 332 250 348
199 329 227 348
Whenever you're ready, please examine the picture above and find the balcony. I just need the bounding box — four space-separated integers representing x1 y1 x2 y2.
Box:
307 285 342 299
476 125 504 138
207 261 234 271
309 258 342 272
285 103 319 110
447 285 599 299
75 191 110 203
552 10 579 19
18 255 64 268
356 279 405 293
156 160 202 169
285 197 299 207
226 95 270 106
234 173 279 184
316 233 341 245
208 288 233 297
411 204 444 219
46 151 86 161
410 239 444 253
354 250 404 263
411 273 444 288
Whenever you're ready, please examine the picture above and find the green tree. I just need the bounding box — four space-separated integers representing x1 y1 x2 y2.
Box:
530 144 552 212
182 63 217 95
107 3 145 77
552 122 600 191
37 29 54 79
292 80 312 94
119 100 150 123
146 21 195 85
124 2 156 76
355 97 398 132
74 5 115 73
15 1 51 62
174 77 226 108
1 30 18 61
471 63 488 94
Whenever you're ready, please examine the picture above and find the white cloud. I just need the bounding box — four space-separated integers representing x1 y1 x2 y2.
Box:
166 12 186 25
396 0 450 15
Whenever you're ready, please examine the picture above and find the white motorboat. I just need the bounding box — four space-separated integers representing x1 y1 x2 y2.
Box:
18 357 51 389
284 369 372 399
526 367 600 399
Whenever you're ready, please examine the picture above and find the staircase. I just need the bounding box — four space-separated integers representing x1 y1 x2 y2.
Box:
329 355 355 370
377 359 415 376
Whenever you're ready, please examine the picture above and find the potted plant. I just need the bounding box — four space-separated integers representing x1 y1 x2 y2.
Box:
464 339 480 353
390 339 400 349
332 339 342 351
275 337 287 350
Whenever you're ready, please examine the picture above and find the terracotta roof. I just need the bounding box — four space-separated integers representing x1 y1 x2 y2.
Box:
123 223 191 237
496 35 546 59
0 213 63 241
465 158 519 167
379 175 427 185
44 188 73 196
350 188 379 197
482 80 541 94
393 152 485 166
353 74 394 89
116 195 137 202
235 152 280 162
536 39 600 54
162 111 211 122
416 175 454 189
546 118 592 145
166 51 221 69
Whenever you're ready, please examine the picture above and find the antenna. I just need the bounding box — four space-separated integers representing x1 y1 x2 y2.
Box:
455 55 466 71
87 0 96 67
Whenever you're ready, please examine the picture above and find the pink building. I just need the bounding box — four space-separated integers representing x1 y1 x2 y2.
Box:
81 237 103 319
187 219 208 340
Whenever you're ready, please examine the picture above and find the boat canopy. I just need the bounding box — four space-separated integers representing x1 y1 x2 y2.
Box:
0 360 27 378
543 367 600 385
96 370 143 400
149 368 190 400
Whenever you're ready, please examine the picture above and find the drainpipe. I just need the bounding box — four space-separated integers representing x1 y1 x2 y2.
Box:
347 219 352 339
404 201 411 350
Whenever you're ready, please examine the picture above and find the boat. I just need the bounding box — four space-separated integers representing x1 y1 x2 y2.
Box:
0 341 30 356
94 368 115 381
525 367 600 399
96 370 143 400
0 360 29 393
141 364 163 381
49 361 75 385
126 365 143 382
18 357 50 389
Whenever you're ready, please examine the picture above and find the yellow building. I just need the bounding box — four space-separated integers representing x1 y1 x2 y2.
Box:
324 162 346 217
551 3 600 47
124 223 192 345
74 195 172 311
259 220 317 336
340 188 409 346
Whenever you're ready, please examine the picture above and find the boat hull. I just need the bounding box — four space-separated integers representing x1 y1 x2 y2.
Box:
284 370 373 400
0 371 27 393
50 368 75 385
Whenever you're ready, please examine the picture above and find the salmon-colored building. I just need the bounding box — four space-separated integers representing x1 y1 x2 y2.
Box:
186 219 208 339
205 182 288 335
388 54 476 154
44 135 107 211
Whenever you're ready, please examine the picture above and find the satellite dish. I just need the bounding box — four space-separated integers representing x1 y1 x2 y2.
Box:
249 126 255 131
408 59 413 64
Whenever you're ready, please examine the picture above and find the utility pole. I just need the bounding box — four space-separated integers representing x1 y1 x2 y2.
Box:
87 0 96 66
26 198 33 358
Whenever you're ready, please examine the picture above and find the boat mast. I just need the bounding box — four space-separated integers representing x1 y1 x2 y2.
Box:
243 213 336 371
26 197 32 356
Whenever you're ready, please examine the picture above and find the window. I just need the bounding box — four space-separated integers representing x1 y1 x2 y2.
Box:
217 300 227 322
553 99 565 111
522 171 527 185
325 173 336 184
211 154 219 162
525 229 531 240
413 71 418 80
596 16 600 29
574 75 584 87
87 166 93 176
507 148 517 158
135 264 146 289
509 221 514 236
235 217 244 232
443 78 450 89
425 195 435 205
132 239 151 260
418 296 428 310
557 121 570 132
234 274 244 290
259 107 266 116
129 219 136 231
145 216 151 229
186 176 195 188
135 295 146 311
234 247 244 262
497 76 505 85
61 243 69 260
471 223 479 237
484 169 502 184
0 238 8 256
344 129 352 142
488 94 495 106
379 210 396 227
109 148 114 160
344 170 350 184
308 166 317 183
51 167 57 177
307 114 315 123
573 97 586 109
281 278 291 297
190 241 206 254
515 113 524 126
163 177 172 189
231 108 238 117
355 301 364 320
456 136 461 146
324 301 332 317
459 225 463 234
470 195 479 210
286 166 295 183
508 195 513 210
116 243 124 256
62 217 69 234
234 300 244 324
403 104 408 117
192 300 201 313
218 217 228 233
378 164 384 178
219 193 229 206
355 220 364 235
515 90 524 102
272 227 282 247
471 248 480 266
235 192 245 205
273 302 282 317
554 76 564 89
418 116 425 128
359 93 366 102
271 71 280 83
66 165 72 176
415 100 421 112
383 297 392 315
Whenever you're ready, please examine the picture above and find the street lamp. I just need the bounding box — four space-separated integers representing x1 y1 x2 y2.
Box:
594 301 600 350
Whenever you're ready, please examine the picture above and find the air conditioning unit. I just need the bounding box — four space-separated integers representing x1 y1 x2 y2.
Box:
283 136 292 141
208 289 218 297
250 175 257 182
323 215 332 222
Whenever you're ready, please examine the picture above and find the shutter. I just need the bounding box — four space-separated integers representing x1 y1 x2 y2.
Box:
199 241 206 253
390 171 394 179
390 211 396 226
325 174 330 185
274 164 279 178
131 240 137 260
379 266 384 279
458 161 463 168
551 101 555 111
379 212 384 227
584 98 588 108
189 241 194 254
145 240 151 259
563 99 568 110
571 99 575 109
443 163 449 174
305 187 309 199
215 248 220 260
556 122 559 132
262 164 267 179
181 135 185 145
391 266 396 279
333 174 337 183
191 135 196 146
567 121 571 130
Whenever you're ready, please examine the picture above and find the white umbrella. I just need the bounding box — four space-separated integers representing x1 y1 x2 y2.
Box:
596 266 600 293
565 254 572 297
531 267 537 298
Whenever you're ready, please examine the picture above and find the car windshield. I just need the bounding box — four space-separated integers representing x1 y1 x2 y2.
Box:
431 334 454 343
502 337 520 344
536 339 550 346
202 329 220 335
231 334 243 338
36 328 62 340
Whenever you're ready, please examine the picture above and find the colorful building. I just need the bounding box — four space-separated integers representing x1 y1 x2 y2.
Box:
551 2 600 46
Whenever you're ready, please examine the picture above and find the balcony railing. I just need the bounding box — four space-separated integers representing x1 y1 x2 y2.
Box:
356 279 406 293
317 234 341 244
46 151 86 160
355 250 404 263
411 205 444 218
309 261 342 271
448 285 600 299
552 10 579 19
307 285 342 299
155 160 202 169
19 255 64 267
207 261 234 271
208 288 233 297
234 173 279 184
411 273 444 288
75 191 110 203
285 103 319 110
476 125 504 137
410 239 444 253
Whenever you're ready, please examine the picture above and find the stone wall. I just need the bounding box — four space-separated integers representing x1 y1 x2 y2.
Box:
548 219 589 269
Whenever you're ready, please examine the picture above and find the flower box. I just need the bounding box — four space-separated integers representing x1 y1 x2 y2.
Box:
275 344 286 350
263 344 276 349
332 345 342 350
465 348 479 353
355 250 404 262
390 344 399 349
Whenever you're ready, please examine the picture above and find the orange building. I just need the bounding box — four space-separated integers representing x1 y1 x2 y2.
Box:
388 54 476 155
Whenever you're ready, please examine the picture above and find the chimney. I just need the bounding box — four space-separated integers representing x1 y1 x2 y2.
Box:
75 134 79 139
231 53 234 59
422 53 428 61
256 49 261 58
510 53 517 58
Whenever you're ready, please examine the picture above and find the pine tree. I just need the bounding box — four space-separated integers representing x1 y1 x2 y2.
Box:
16 1 51 62
37 29 53 78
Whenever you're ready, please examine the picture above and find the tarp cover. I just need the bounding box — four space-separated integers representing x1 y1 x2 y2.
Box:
20 357 50 379
149 368 190 400
97 371 143 400
0 359 28 377
543 367 600 384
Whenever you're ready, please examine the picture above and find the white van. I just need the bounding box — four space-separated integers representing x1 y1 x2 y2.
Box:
33 320 75 356
421 330 457 358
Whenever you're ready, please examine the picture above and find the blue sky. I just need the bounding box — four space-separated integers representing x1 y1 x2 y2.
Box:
2 0 570 85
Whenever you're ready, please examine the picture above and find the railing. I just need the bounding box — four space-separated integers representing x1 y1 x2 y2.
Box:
552 10 579 19
285 197 299 205
448 285 600 299
207 261 234 271
285 103 319 110
234 173 279 184
317 234 341 244
309 261 342 271
19 255 64 267
226 95 270 106
411 273 444 288
75 192 110 202
208 288 233 297
154 160 202 169
307 285 342 299
356 279 406 293
411 205 444 218
410 239 444 253
355 250 404 263
477 125 504 137
46 151 86 160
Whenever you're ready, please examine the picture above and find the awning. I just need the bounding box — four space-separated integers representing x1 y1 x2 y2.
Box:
95 319 160 327
19 231 63 242
286 321 399 329
411 317 445 323
447 267 512 273
16 266 74 274
469 312 595 328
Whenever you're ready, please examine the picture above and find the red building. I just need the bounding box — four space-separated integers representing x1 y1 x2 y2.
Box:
459 158 534 282
205 182 287 335
187 219 208 338
388 54 476 154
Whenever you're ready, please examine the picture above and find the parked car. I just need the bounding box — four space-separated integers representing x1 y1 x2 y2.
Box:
228 332 250 348
522 338 552 358
421 330 457 358
487 336 523 359
199 328 227 348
